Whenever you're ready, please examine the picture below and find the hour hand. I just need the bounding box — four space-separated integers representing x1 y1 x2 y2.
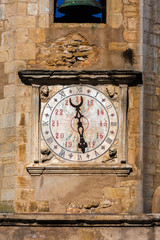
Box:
78 137 88 153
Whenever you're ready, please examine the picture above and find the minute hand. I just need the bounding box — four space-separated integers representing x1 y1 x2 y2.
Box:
69 97 88 153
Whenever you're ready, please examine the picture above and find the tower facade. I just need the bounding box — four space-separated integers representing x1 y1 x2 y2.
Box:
0 0 160 239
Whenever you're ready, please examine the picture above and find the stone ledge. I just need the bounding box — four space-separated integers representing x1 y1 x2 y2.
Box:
26 164 132 176
0 214 160 227
18 70 142 86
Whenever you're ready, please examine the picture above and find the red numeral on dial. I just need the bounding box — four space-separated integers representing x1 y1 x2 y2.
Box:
87 100 94 106
55 133 64 139
100 120 107 127
97 133 103 139
55 109 63 115
97 109 104 115
52 120 59 127
65 142 72 148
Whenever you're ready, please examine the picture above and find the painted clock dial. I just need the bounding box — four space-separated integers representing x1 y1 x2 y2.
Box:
41 86 119 162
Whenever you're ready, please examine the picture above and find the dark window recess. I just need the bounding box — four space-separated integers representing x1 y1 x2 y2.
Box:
54 0 106 23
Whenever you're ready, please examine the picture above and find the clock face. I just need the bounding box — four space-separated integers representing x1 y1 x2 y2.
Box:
41 86 119 162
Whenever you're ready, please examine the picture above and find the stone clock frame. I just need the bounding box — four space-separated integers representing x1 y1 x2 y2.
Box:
18 70 142 176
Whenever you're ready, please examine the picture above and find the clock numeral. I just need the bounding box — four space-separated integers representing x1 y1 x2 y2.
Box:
46 137 53 145
97 133 104 139
76 86 82 93
65 142 72 148
100 120 107 127
106 137 113 144
59 90 66 99
95 150 100 156
111 122 117 126
87 100 94 106
97 109 104 116
47 104 53 111
42 120 49 127
65 100 69 106
55 133 64 139
78 154 82 161
52 120 59 127
95 91 99 98
55 109 63 115
89 141 95 149
106 104 112 110
59 149 65 158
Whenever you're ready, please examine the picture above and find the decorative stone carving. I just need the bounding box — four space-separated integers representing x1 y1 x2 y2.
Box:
102 148 117 163
40 85 49 101
41 141 54 162
106 86 118 100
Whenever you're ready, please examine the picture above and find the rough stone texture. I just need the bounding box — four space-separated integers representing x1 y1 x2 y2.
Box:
0 214 160 239
143 0 160 213
0 0 159 232
0 0 143 216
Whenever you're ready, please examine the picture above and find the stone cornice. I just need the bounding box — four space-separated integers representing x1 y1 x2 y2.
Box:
26 164 132 176
0 214 160 227
18 70 142 86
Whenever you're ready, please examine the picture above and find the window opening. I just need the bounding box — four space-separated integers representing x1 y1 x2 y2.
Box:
54 0 106 23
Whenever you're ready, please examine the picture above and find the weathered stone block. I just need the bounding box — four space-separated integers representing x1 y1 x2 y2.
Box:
27 3 38 16
16 97 31 113
108 0 122 13
28 28 45 43
107 13 123 28
0 47 9 62
2 176 16 188
0 99 4 115
39 0 49 14
4 60 26 74
4 163 16 176
2 31 16 46
15 16 36 28
14 201 28 213
5 2 16 17
28 201 38 212
4 84 16 98
16 44 35 60
37 201 49 212
16 176 30 188
0 202 14 213
1 189 14 201
0 113 15 129
0 4 5 19
15 189 35 201
16 28 28 43
103 187 121 199
16 112 31 127
39 14 49 28
127 17 138 30
17 2 27 16
109 42 127 51
123 31 137 42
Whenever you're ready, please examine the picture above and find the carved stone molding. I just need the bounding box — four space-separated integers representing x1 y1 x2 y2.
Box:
18 70 142 86
0 214 160 227
26 164 132 176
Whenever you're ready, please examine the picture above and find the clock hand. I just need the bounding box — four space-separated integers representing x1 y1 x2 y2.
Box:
69 97 88 153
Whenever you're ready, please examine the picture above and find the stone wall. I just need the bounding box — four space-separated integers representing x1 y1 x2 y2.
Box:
0 214 160 240
0 0 158 217
142 0 160 212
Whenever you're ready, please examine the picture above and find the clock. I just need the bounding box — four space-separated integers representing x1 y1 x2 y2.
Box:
41 85 119 162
